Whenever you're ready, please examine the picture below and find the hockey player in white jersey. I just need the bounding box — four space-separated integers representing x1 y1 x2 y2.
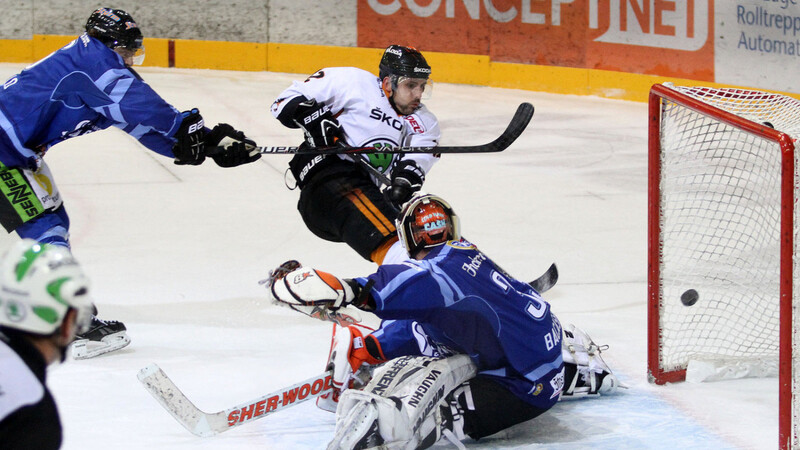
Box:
0 240 95 449
271 45 440 265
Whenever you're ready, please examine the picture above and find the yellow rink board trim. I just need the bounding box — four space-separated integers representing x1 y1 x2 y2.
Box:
0 36 796 102
268 44 382 75
178 40 268 71
0 39 33 62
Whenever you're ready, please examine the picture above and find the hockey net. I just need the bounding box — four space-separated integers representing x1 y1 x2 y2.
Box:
648 83 800 449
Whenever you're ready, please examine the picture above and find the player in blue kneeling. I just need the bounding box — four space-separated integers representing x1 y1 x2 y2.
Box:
0 8 261 358
267 193 621 448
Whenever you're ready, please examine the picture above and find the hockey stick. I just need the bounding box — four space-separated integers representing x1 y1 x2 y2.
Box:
348 158 559 295
253 102 534 155
529 263 558 293
137 363 333 437
344 155 559 295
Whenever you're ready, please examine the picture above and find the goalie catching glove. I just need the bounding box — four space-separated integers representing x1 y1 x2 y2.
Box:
263 261 368 325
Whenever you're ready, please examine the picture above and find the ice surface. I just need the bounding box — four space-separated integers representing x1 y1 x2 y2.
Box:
0 63 776 449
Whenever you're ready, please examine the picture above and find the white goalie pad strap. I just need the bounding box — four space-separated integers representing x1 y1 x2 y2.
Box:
330 355 477 449
560 324 620 399
329 390 402 449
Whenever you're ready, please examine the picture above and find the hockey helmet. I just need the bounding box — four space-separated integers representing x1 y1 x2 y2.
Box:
379 45 431 81
0 240 93 336
397 194 460 257
85 8 144 53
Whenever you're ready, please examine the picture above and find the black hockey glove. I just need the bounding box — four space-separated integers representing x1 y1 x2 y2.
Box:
385 159 425 207
292 99 345 148
172 109 206 165
205 124 261 168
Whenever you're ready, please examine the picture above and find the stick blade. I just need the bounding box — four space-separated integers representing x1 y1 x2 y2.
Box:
530 263 558 294
490 102 534 152
137 363 222 437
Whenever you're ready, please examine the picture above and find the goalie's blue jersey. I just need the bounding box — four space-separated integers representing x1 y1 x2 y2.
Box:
356 239 564 409
0 33 182 170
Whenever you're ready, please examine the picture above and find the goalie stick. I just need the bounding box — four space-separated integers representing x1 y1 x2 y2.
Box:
344 158 560 296
137 363 333 437
250 102 534 155
138 268 555 439
530 263 558 294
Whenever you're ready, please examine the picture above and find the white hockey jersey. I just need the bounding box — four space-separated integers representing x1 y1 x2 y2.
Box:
271 67 440 181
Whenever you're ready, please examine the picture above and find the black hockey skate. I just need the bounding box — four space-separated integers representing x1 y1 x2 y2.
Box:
70 316 131 359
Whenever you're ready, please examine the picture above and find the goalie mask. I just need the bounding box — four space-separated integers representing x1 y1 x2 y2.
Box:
397 194 460 257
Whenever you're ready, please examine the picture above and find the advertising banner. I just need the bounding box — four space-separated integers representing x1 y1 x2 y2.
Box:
715 0 800 93
358 1 715 81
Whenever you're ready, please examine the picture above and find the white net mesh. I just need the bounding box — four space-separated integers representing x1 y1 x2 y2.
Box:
655 84 800 447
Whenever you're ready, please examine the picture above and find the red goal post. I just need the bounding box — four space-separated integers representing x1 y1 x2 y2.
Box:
647 83 799 449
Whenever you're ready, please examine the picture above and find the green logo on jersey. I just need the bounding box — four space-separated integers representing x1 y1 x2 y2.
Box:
367 143 395 173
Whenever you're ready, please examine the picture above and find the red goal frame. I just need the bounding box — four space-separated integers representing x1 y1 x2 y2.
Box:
647 83 796 448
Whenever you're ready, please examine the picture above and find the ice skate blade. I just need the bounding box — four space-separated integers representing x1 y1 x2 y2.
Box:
71 331 131 359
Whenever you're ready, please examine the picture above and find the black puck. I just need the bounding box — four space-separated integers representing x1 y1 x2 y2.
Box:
681 289 699 306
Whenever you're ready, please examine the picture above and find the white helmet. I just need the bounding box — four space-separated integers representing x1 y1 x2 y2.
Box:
396 193 461 257
0 239 93 336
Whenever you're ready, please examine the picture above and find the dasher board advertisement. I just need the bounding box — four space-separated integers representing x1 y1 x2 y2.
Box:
358 0 799 94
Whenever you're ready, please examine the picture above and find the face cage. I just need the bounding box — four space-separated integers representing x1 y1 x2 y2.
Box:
409 219 453 249
398 197 460 256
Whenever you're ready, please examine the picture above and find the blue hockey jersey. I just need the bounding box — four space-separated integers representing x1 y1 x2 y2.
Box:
0 33 182 170
356 239 564 409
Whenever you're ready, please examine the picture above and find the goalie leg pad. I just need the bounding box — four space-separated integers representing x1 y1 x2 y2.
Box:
329 355 477 449
328 390 398 450
560 324 620 399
